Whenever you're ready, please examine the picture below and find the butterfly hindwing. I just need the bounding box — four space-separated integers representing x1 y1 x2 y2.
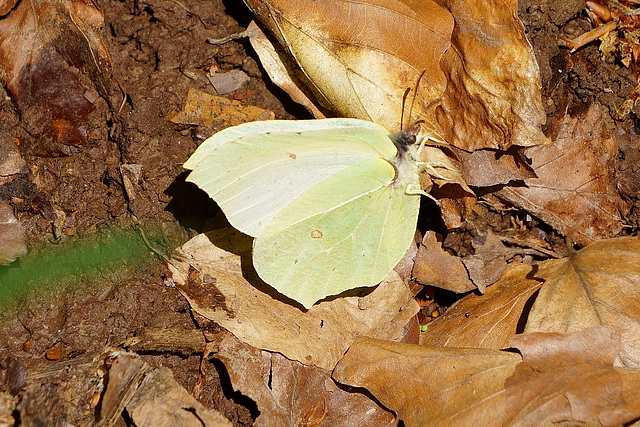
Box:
253 157 421 308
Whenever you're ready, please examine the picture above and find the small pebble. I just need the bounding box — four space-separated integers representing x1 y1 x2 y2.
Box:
45 346 62 361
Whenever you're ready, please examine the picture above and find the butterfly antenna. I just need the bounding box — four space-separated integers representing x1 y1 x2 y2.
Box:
400 87 411 131
406 69 427 128
412 97 443 126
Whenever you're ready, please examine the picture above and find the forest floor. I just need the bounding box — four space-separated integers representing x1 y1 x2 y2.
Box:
0 0 639 425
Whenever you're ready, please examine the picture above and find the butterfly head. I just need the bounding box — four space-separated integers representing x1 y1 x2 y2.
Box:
389 120 422 158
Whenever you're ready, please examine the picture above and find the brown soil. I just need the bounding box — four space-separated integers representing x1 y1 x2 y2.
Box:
1 0 639 425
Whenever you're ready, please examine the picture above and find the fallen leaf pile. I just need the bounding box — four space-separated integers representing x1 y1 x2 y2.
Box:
170 231 640 425
242 0 546 153
169 230 419 371
237 0 630 249
333 326 640 426
162 1 640 423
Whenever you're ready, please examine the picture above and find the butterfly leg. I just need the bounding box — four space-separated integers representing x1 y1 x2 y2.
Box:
416 161 457 181
405 184 439 204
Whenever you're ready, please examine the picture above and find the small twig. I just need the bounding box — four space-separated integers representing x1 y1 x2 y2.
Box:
134 224 180 268
498 234 564 259
207 30 249 45
559 21 617 52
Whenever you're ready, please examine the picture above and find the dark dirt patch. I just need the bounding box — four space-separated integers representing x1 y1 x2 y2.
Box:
1 0 639 425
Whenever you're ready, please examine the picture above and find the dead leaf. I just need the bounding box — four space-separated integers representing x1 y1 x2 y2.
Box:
243 21 326 119
492 103 631 244
420 260 563 349
245 0 546 154
126 366 233 427
461 230 510 293
505 326 640 426
0 201 27 265
420 145 477 229
433 0 548 151
454 146 537 187
216 334 395 426
334 330 640 426
243 0 454 132
207 69 250 95
525 236 640 368
168 231 420 371
412 231 475 293
332 337 521 426
0 0 114 155
167 88 274 128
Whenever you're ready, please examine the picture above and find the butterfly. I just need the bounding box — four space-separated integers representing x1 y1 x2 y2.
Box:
184 117 432 309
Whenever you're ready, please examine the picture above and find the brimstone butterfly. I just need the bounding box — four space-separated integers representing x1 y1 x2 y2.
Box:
183 118 427 309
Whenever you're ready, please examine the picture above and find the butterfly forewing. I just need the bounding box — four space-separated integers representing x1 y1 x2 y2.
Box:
185 122 396 237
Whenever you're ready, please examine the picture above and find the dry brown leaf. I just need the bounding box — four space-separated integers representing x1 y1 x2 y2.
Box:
168 231 420 371
334 330 640 427
216 334 395 426
525 236 640 368
420 145 477 229
433 0 548 151
0 201 27 265
0 0 114 155
207 69 250 95
243 0 454 132
332 337 521 426
126 366 233 427
412 231 475 293
492 103 631 245
462 231 511 293
243 21 326 119
454 147 537 187
505 326 640 426
167 88 274 128
245 0 546 153
420 260 563 349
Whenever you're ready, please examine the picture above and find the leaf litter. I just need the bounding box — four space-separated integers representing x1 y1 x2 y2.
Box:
0 0 115 156
490 103 631 245
0 0 639 425
215 334 395 426
333 327 640 426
